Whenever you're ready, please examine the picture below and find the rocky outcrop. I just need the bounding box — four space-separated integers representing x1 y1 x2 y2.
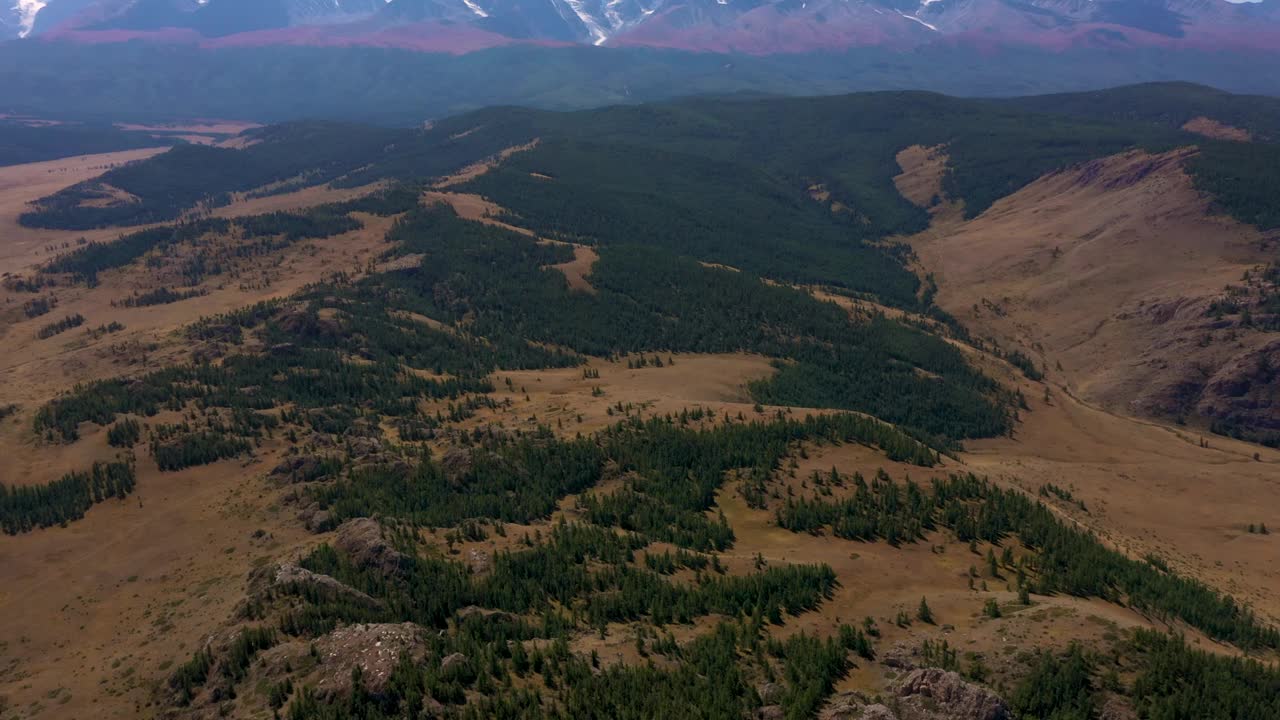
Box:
895 668 1010 720
758 682 785 705
820 668 1010 720
312 623 427 696
270 454 336 483
334 518 409 576
1099 696 1138 720
440 652 469 672
821 693 889 720
456 605 518 624
252 563 383 611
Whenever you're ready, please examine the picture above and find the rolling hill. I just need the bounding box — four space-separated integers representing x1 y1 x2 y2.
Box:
0 82 1278 720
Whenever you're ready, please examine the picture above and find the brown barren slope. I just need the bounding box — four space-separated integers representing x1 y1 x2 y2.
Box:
898 146 1280 622
906 148 1275 425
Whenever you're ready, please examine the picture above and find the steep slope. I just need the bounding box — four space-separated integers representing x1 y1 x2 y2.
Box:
906 146 1279 445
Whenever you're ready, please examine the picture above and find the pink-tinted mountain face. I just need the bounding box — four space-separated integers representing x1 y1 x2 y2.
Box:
15 0 1280 55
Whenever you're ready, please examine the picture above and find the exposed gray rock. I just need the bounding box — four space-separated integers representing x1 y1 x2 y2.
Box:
456 606 517 624
334 518 408 576
305 510 333 533
895 668 1010 720
261 563 382 610
1099 696 1138 720
758 681 785 705
441 652 469 672
271 455 332 483
821 691 882 719
313 623 426 696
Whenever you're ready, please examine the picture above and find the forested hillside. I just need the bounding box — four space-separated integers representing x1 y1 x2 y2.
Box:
4 82 1280 720
1003 82 1280 142
0 121 169 167
27 85 1280 238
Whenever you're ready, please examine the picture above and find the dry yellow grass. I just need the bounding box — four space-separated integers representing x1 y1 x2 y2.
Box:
905 148 1270 418
1181 117 1252 142
892 145 948 210
2 138 1278 719
210 182 385 219
0 148 168 277
0 444 313 719
542 242 598 293
477 353 778 436
116 121 261 136
433 140 540 189
0 212 398 487
897 146 1280 623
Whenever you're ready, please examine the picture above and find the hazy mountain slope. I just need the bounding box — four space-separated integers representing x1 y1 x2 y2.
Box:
1003 82 1280 140
3 42 1280 126
19 0 1280 55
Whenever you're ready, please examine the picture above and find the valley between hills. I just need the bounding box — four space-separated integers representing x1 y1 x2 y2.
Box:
0 86 1279 720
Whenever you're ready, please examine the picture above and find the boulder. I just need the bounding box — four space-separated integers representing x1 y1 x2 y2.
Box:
441 652 469 673
305 510 333 533
758 681 785 705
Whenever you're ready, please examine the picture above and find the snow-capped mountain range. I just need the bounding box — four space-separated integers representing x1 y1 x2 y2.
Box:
6 0 1279 54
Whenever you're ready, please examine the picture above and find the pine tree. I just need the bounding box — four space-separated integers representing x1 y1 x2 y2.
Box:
917 597 935 624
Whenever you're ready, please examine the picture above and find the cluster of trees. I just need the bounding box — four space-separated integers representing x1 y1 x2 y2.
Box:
273 587 864 720
775 469 938 546
44 220 231 283
33 338 493 443
1128 629 1280 719
19 122 401 229
107 418 141 448
1008 645 1096 720
290 521 835 634
0 121 164 168
153 432 252 472
0 460 135 534
118 286 207 308
1190 142 1280 231
22 295 56 318
313 412 936 547
36 313 84 339
379 206 1010 444
43 207 364 285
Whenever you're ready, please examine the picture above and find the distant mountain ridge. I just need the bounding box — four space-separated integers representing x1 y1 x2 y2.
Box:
10 0 1279 55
